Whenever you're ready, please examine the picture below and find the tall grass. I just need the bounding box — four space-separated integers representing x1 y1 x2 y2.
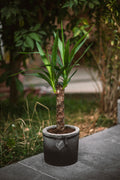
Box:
0 98 51 168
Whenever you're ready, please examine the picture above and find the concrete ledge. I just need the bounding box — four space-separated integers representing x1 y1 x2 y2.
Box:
0 125 120 180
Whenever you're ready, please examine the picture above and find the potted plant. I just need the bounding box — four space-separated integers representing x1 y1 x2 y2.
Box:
34 25 90 166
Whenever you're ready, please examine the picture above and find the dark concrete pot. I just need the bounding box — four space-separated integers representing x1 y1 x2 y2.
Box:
42 125 80 166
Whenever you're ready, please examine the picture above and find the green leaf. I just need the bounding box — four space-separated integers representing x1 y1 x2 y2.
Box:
40 31 46 35
73 27 81 37
71 43 92 69
64 39 70 66
62 2 71 8
61 22 65 65
70 25 93 60
36 42 51 74
63 77 68 89
68 69 77 83
25 36 34 49
70 37 87 63
56 55 63 67
57 23 65 64
51 31 58 66
56 66 67 84
42 70 51 78
31 72 52 86
58 37 64 60
29 33 41 42
36 42 45 56
89 2 94 9
62 1 74 8
14 34 21 42
24 41 29 48
31 24 41 31
16 40 23 47
51 32 58 85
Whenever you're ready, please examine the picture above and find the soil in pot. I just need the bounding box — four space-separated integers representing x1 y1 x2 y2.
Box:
48 126 75 134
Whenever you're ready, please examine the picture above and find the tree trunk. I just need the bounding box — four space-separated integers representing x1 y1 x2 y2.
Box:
9 54 22 105
56 83 65 131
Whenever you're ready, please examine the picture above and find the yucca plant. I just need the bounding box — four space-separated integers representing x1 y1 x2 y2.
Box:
34 25 90 132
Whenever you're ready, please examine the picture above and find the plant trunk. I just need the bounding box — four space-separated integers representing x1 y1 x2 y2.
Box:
56 83 65 131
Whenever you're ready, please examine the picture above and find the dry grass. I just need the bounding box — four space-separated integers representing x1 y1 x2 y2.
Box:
66 110 110 138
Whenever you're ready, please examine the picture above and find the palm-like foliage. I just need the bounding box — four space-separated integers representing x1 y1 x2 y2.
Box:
26 24 91 131
35 24 90 93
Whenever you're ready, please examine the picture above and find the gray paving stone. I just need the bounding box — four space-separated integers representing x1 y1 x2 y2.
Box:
103 161 120 179
0 162 56 180
19 155 119 180
78 152 116 169
20 154 92 180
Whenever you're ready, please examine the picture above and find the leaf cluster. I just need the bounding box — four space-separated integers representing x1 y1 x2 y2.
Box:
63 0 100 11
0 1 46 52
34 24 90 93
14 25 46 51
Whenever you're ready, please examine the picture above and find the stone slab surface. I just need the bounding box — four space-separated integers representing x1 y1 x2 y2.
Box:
0 125 120 180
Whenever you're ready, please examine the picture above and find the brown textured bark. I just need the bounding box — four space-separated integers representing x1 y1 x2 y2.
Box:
56 83 65 131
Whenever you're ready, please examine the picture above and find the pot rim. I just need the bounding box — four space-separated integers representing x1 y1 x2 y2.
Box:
42 124 80 138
